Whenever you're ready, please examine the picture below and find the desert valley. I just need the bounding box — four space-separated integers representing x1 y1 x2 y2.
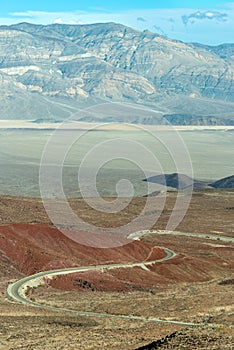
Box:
0 3 234 349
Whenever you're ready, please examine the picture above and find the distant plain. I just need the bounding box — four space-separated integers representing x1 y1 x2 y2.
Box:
0 126 233 197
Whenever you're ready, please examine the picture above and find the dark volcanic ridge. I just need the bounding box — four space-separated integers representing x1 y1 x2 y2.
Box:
210 174 234 189
0 22 233 124
144 173 234 190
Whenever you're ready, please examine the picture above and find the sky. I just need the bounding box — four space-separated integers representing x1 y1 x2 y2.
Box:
0 1 233 45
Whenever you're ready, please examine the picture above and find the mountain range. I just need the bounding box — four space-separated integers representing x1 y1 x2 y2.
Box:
0 22 234 124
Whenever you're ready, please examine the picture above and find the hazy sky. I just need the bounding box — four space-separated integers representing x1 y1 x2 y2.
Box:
0 1 233 45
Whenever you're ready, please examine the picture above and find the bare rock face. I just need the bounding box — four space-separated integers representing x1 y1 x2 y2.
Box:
0 22 233 124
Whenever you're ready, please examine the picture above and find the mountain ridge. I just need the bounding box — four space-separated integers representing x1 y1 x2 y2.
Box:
144 173 234 190
0 22 233 124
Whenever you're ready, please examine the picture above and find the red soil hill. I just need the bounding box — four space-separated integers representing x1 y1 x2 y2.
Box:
0 224 165 275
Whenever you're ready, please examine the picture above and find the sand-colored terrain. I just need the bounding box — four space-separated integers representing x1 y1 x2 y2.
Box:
0 190 233 349
1 190 234 236
0 119 234 130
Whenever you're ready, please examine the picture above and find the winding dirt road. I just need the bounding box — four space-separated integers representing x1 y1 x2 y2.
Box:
8 229 233 326
6 247 199 326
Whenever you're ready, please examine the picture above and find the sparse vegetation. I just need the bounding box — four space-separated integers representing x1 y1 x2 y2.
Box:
0 190 233 349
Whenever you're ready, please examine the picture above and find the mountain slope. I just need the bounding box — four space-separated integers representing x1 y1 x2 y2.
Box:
0 22 233 124
144 173 234 190
210 175 234 189
144 173 209 190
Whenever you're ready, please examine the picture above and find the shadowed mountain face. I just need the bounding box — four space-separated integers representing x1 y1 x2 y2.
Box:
144 173 234 190
144 173 208 190
0 22 234 124
210 175 234 188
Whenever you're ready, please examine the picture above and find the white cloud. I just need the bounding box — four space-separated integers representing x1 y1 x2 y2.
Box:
182 10 228 26
53 17 83 25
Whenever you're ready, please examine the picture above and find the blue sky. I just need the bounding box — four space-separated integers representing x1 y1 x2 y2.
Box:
0 1 233 44
0 1 229 12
